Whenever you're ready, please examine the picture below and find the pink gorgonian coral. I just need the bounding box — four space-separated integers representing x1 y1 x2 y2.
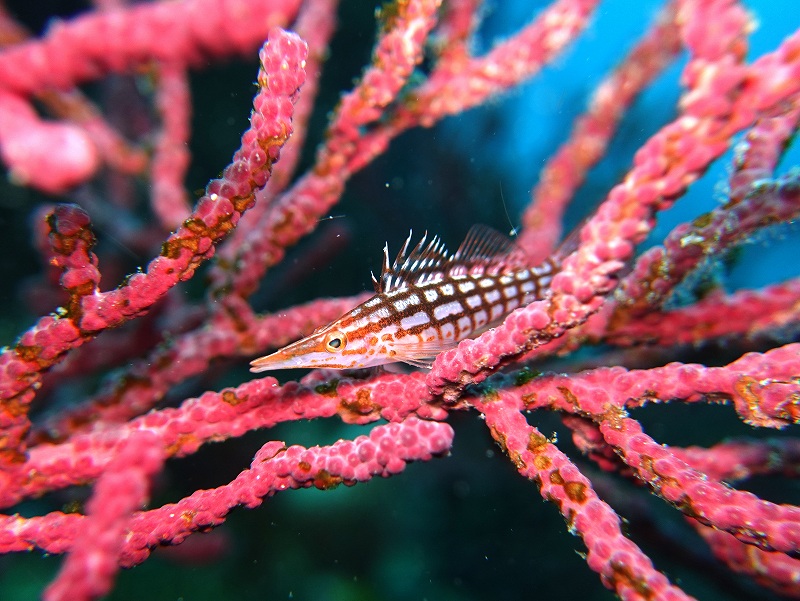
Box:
0 1 798 600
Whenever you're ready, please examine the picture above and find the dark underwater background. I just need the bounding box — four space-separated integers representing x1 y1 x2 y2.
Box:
0 1 799 600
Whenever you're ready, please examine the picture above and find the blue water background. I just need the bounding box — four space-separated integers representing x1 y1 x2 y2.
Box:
0 1 798 600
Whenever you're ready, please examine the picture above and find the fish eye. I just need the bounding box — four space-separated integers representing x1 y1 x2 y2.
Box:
324 331 346 352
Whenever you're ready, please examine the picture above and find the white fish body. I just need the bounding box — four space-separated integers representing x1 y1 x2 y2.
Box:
250 225 558 372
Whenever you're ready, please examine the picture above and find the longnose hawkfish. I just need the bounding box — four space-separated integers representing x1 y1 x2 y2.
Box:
249 225 560 372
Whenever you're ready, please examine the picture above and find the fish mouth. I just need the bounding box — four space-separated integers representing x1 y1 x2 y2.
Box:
250 346 309 372
249 335 328 372
249 350 286 372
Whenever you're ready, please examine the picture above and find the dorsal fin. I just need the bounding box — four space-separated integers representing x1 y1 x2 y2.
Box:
377 231 451 292
454 224 516 263
377 225 523 293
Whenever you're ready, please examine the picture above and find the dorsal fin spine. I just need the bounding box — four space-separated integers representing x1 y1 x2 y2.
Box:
378 225 521 294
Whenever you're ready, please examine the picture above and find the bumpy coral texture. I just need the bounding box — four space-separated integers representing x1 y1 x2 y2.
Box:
0 1 799 600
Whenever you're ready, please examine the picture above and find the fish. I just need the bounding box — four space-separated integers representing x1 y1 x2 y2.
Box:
249 225 559 372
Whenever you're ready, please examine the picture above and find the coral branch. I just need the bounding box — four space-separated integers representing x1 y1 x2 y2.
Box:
0 418 452 567
42 430 164 601
477 394 693 600
0 27 308 465
0 1 798 599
